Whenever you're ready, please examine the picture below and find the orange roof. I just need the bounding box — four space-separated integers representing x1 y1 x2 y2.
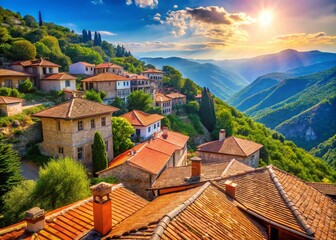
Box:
0 96 23 105
307 182 336 196
142 68 162 74
11 58 60 67
198 136 263 157
128 74 150 80
77 61 95 67
157 130 189 149
155 93 171 102
121 110 164 127
166 92 186 99
0 184 148 240
33 98 119 120
107 183 267 239
95 62 123 69
215 166 336 239
0 68 31 77
195 93 202 99
42 72 77 80
82 72 129 82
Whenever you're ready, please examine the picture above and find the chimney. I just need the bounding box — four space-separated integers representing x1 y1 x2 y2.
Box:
190 156 202 180
25 207 45 232
219 129 226 141
90 182 112 236
162 126 168 139
224 180 237 199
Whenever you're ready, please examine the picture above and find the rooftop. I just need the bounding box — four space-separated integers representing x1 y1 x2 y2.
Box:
121 110 164 127
307 182 336 196
0 184 148 240
11 58 60 67
166 92 186 99
0 68 31 77
95 62 123 69
75 62 96 67
0 96 23 105
42 72 77 81
33 98 119 120
198 135 263 157
82 72 129 82
128 74 150 80
155 93 171 103
141 69 162 74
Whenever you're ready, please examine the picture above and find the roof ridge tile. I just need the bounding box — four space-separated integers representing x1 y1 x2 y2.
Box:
220 159 236 178
133 110 145 126
232 136 248 156
66 98 75 118
268 166 315 236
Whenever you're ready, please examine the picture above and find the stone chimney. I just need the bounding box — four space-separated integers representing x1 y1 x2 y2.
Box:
90 182 112 236
25 207 45 232
191 156 202 180
224 180 237 199
162 126 168 139
219 129 226 141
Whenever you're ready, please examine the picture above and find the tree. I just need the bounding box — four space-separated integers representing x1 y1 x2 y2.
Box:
25 29 47 43
88 30 92 41
11 40 36 60
0 144 23 204
182 78 198 100
0 27 10 43
94 31 98 46
127 90 153 112
211 109 233 140
102 40 116 58
111 97 128 116
23 14 37 27
2 180 36 226
82 29 88 42
18 79 34 93
112 117 135 156
35 41 51 58
162 65 183 90
38 11 42 26
40 35 62 56
33 157 90 209
85 89 103 103
65 44 103 64
199 87 216 132
92 131 108 174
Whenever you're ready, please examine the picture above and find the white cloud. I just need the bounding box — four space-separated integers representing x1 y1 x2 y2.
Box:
153 13 163 24
98 31 117 36
271 32 336 45
126 0 158 9
173 5 178 9
91 0 104 5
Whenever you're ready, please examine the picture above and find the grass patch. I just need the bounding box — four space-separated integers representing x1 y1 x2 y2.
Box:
188 114 204 134
167 114 197 137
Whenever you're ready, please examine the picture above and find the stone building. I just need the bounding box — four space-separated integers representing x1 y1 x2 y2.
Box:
197 129 263 167
97 129 189 199
33 98 118 167
155 93 172 115
141 68 163 90
166 92 187 107
0 96 23 116
128 74 154 97
94 62 124 75
0 68 32 89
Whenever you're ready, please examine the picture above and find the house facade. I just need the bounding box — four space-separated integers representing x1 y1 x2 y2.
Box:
129 75 154 96
0 96 23 116
33 98 118 167
69 62 95 76
94 62 124 75
155 93 172 115
166 92 187 107
82 72 130 104
141 69 163 90
0 69 32 89
121 110 164 141
40 73 77 92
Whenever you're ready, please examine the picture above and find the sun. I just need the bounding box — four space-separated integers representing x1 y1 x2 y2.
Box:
259 10 273 27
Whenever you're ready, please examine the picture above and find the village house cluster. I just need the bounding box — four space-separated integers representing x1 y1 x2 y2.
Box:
0 58 335 240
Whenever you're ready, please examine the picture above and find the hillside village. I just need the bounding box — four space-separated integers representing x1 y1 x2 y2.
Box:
1 55 336 239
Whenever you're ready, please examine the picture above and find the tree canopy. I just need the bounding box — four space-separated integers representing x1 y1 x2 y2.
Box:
92 131 108 174
199 87 216 132
127 90 153 112
112 117 135 156
11 40 36 60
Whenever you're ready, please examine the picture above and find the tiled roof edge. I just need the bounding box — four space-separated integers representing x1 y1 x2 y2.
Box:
220 159 236 178
133 110 145 126
232 136 248 156
268 166 314 236
0 222 27 236
151 182 211 240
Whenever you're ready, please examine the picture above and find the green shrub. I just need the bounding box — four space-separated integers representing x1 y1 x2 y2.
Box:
91 176 118 185
18 79 34 93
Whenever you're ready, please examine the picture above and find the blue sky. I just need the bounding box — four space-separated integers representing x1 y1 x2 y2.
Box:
2 0 336 59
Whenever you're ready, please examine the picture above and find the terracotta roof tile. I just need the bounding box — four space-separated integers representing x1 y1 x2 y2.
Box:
77 62 95 67
195 93 202 99
121 110 164 127
157 130 189 149
33 98 118 119
11 58 60 67
95 62 123 69
0 96 23 105
82 72 129 82
141 69 162 74
198 136 263 157
307 182 336 196
155 93 171 102
42 72 77 80
165 92 186 99
128 74 150 80
0 68 31 77
0 185 148 240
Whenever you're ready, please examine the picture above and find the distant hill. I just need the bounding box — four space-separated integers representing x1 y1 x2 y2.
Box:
228 72 292 106
287 60 336 77
275 95 336 150
141 57 248 100
195 49 336 82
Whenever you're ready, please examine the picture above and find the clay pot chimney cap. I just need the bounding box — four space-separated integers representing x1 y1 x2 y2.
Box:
190 156 201 162
90 182 112 197
25 207 45 220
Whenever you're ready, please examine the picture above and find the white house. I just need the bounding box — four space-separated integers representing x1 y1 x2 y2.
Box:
40 73 77 92
141 69 163 90
69 62 95 76
121 110 164 141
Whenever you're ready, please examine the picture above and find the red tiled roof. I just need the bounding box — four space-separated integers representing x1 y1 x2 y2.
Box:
121 110 164 127
128 74 149 80
33 98 119 119
106 183 267 239
42 72 77 80
166 92 186 99
215 166 336 239
0 68 31 77
155 93 171 102
157 130 189 149
307 182 336 196
11 58 60 67
77 62 95 67
195 93 202 99
141 69 162 74
198 136 263 157
0 184 148 240
95 62 123 69
0 96 23 105
82 72 129 82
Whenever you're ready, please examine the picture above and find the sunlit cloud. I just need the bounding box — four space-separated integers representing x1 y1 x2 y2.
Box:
271 32 336 45
126 0 158 9
91 0 104 5
153 13 163 24
173 5 178 9
98 31 117 36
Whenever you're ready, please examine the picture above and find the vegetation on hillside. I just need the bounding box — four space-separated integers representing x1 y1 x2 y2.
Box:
112 117 135 156
92 131 108 174
311 135 336 169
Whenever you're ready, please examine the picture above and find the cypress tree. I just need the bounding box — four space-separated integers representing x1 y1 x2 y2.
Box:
199 87 216 132
98 33 102 46
92 131 108 174
38 11 43 26
93 31 98 46
88 30 92 41
82 29 88 42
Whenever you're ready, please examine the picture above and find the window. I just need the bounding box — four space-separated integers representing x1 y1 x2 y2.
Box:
101 117 106 126
43 67 47 74
157 122 160 127
154 123 156 129
49 67 53 73
105 140 108 151
86 67 88 71
148 126 151 132
91 67 93 71
65 80 70 87
58 147 64 154
78 121 83 131
77 147 83 160
91 119 95 129
56 121 61 131
4 80 12 88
